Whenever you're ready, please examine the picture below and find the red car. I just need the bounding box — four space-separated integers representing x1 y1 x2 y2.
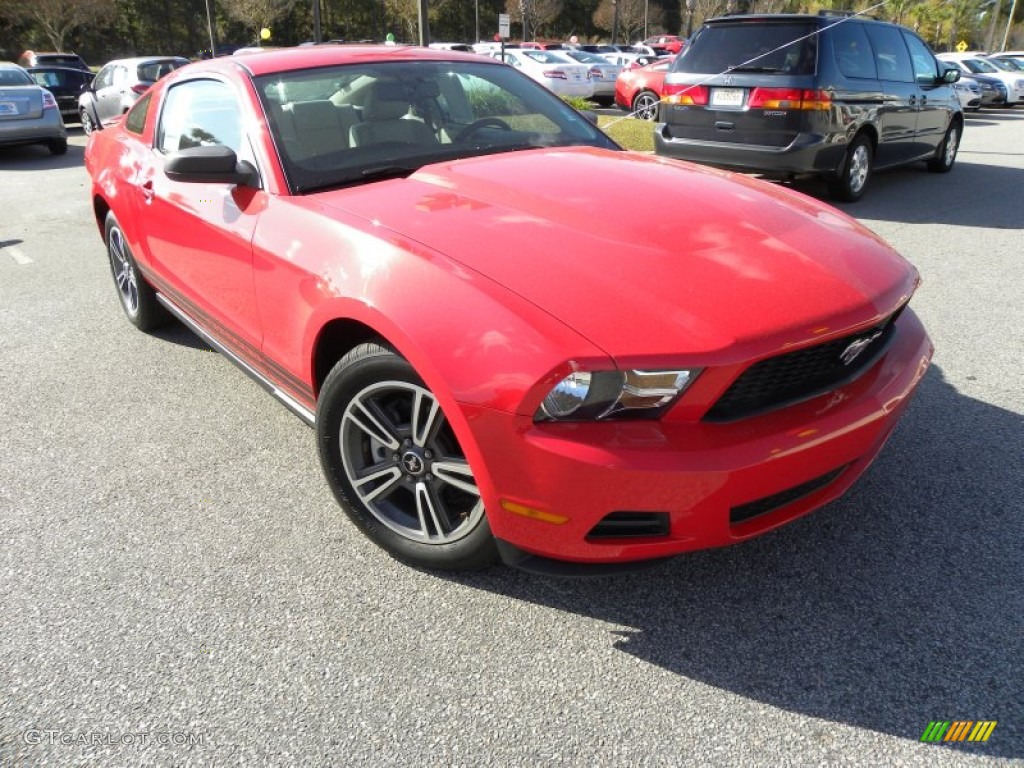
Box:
640 35 686 54
85 46 932 574
615 56 675 120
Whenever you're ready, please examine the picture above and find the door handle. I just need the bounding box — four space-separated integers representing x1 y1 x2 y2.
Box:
142 180 154 203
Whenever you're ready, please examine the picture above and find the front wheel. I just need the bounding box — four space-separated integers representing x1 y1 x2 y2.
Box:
80 108 96 135
927 122 960 173
827 134 873 202
317 343 498 570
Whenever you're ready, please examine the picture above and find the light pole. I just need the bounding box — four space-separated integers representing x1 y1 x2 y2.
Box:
1003 0 1019 50
312 0 322 43
204 0 217 56
611 0 619 45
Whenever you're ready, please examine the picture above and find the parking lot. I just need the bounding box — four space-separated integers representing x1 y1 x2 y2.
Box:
1 114 1022 765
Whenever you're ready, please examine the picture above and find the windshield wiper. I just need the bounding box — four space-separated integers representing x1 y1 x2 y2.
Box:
360 164 421 182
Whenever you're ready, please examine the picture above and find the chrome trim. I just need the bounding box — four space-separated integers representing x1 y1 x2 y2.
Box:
155 292 315 426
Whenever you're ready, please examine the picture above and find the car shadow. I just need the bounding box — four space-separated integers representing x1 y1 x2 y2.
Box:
150 321 214 352
442 364 1022 756
0 140 85 171
788 158 1024 228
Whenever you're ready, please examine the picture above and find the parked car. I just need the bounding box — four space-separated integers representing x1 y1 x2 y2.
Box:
958 72 1008 107
488 49 594 98
78 56 190 135
0 62 68 154
936 53 1024 105
656 13 963 201
84 46 932 573
17 50 90 72
639 35 686 54
26 66 94 123
562 49 622 103
952 76 982 111
614 56 675 119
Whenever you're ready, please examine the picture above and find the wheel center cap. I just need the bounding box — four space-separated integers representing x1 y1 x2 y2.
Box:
402 451 426 476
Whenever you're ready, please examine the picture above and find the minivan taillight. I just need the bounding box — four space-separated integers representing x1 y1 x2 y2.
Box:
748 88 831 110
662 82 709 105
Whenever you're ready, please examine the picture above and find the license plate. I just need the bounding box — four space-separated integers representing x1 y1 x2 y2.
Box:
0 101 17 115
711 88 745 107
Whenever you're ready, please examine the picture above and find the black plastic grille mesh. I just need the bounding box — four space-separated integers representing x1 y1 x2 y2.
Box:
705 308 902 422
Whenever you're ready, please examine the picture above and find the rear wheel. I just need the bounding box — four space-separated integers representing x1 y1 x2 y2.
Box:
828 134 873 202
48 138 67 156
317 343 498 570
927 122 960 173
632 90 660 121
104 212 167 331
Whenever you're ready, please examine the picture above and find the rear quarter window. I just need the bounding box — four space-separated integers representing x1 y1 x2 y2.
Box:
675 22 817 75
125 92 152 135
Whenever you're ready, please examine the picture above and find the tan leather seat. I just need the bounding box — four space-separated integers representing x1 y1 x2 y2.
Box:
349 81 438 148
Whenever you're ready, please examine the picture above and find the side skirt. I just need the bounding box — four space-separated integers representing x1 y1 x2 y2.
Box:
155 293 316 427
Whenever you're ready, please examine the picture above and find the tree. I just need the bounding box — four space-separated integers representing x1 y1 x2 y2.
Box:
220 0 298 38
3 0 115 51
506 0 563 39
593 0 657 41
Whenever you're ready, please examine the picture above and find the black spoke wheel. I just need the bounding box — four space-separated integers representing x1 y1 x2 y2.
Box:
104 212 167 331
317 343 497 570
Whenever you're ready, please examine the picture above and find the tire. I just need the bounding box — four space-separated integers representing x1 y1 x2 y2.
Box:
632 90 660 121
317 343 498 570
48 138 68 156
104 212 167 331
827 134 873 202
80 108 96 136
927 122 960 173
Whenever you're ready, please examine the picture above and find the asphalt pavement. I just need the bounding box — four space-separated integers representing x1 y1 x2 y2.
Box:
1 116 1021 766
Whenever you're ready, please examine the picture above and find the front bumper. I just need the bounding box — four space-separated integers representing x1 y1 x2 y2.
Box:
467 309 932 566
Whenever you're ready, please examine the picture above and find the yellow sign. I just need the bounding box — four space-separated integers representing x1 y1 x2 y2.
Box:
260 27 271 41
956 40 968 52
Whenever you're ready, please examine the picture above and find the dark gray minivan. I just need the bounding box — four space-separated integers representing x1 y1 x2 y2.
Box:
654 12 962 201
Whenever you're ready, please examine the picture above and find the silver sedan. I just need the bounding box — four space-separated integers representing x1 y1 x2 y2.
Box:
0 62 67 155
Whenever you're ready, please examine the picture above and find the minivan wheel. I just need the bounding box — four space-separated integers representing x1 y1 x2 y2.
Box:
927 123 960 173
828 134 873 202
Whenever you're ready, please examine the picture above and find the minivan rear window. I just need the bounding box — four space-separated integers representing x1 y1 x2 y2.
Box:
675 22 817 75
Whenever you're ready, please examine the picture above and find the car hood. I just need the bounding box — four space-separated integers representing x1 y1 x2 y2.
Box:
314 147 917 363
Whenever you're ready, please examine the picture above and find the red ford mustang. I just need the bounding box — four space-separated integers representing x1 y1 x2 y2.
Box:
85 46 932 574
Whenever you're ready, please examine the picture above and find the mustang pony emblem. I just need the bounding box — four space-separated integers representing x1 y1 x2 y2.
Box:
840 329 884 366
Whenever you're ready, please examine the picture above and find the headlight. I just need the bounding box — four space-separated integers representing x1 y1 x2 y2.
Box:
536 369 700 422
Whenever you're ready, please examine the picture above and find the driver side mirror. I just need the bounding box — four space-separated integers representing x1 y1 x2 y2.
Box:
941 67 960 84
164 145 257 187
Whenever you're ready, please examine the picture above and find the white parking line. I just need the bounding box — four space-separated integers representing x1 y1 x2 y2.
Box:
3 245 32 265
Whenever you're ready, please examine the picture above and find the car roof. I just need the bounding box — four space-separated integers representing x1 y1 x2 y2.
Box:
213 44 499 77
100 56 190 66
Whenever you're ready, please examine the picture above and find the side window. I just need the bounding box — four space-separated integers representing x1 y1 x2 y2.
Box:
902 32 939 84
112 66 128 87
93 66 113 90
124 92 152 135
157 79 244 157
832 22 877 79
864 25 914 83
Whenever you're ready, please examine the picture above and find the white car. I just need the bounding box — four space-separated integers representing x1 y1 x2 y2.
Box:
937 53 1024 105
489 49 594 99
952 78 982 111
563 49 622 102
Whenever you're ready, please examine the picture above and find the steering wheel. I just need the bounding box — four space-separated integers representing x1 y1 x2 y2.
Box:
454 118 512 142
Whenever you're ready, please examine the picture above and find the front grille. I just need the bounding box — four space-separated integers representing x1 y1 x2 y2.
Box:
705 307 903 422
730 464 850 525
587 512 670 540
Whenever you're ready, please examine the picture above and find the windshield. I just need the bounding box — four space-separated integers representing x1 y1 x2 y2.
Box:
675 22 817 75
963 58 997 73
989 57 1022 71
255 60 617 194
137 59 188 82
567 50 611 65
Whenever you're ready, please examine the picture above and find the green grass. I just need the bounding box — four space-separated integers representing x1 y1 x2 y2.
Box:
597 115 655 152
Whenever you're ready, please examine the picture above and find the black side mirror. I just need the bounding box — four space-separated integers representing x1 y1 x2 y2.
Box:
164 145 256 186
